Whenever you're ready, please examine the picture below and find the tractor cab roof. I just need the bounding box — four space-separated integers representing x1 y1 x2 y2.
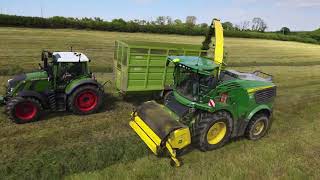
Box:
168 56 219 75
52 52 89 63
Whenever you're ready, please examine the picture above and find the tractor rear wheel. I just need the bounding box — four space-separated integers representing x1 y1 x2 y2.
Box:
193 111 232 151
245 113 271 140
68 85 103 115
6 97 42 124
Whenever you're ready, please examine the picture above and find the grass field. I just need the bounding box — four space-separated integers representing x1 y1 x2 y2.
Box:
0 27 319 179
1 27 320 74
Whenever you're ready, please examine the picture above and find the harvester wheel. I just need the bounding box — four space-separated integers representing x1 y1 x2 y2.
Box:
193 111 232 151
245 113 270 140
6 97 42 124
68 85 103 115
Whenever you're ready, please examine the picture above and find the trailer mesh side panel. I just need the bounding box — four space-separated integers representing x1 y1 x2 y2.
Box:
254 87 276 104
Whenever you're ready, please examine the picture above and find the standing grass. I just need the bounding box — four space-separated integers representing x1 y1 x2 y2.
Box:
0 27 319 179
0 27 320 74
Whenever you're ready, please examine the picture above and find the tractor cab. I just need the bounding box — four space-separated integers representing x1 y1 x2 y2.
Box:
168 56 220 102
41 51 91 90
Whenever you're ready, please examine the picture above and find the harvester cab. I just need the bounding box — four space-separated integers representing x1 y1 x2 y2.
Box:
130 19 277 166
1 51 104 124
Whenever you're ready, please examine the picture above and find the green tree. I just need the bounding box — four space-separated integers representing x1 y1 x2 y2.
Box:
155 16 166 25
174 19 183 25
166 16 173 25
222 22 234 31
280 27 290 35
200 23 208 28
251 17 267 32
186 16 197 26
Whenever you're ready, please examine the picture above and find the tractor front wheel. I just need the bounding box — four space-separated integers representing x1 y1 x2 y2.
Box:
245 113 271 140
6 97 42 124
193 111 232 151
68 85 103 115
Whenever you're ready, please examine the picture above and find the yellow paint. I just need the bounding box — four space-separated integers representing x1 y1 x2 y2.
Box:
253 120 265 136
247 85 275 93
133 115 162 146
129 113 191 166
214 19 224 65
167 127 191 149
165 142 182 167
172 58 180 63
129 121 159 155
207 122 227 145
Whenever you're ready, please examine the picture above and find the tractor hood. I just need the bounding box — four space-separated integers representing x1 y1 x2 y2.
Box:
8 71 48 89
25 71 48 80
8 74 26 89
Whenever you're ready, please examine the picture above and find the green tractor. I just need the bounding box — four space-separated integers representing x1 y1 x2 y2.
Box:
0 51 104 124
129 20 277 166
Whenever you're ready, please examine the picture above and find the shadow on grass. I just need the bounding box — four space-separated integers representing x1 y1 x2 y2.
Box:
40 92 118 121
121 91 162 107
100 93 118 112
176 136 247 158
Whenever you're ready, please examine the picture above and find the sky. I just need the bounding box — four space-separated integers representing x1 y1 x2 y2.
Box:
0 0 319 31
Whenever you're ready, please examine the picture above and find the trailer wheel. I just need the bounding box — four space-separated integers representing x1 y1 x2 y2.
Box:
245 113 270 140
6 97 42 124
193 111 232 151
68 85 103 115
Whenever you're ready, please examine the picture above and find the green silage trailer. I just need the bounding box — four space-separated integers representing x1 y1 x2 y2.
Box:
114 40 209 94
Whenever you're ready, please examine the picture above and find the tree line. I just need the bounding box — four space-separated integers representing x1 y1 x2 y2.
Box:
0 14 207 35
0 14 319 44
0 14 283 34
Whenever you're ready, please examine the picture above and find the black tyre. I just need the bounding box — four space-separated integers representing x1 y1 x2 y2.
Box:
6 97 42 124
193 111 232 151
162 90 173 104
245 113 271 140
68 85 103 115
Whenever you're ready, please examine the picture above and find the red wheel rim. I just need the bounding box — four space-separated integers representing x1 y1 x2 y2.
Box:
15 102 37 121
75 90 98 112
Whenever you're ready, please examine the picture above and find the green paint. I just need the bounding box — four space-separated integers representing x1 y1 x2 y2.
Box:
168 56 219 75
25 71 48 80
5 52 95 103
65 77 94 94
145 55 276 133
114 40 209 93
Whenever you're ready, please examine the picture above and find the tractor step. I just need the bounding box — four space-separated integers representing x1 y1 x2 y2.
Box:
47 92 67 112
55 93 66 111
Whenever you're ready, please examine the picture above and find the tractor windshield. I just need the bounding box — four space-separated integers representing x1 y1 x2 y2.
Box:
175 67 199 101
175 66 217 101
